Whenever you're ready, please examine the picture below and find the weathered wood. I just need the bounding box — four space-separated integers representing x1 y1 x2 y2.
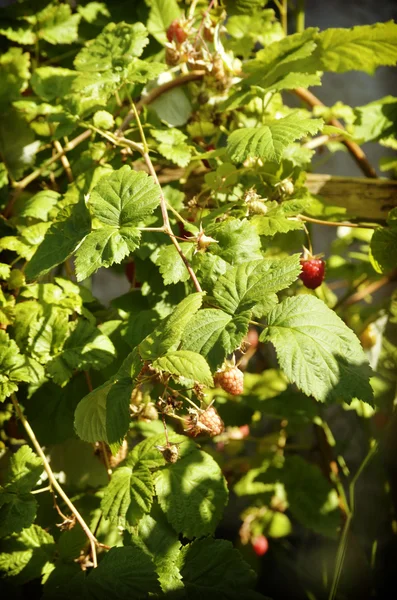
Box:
305 174 397 221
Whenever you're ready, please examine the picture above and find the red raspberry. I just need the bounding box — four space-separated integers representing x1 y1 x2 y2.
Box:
184 406 224 438
166 20 187 44
252 536 269 556
239 425 250 438
299 258 325 289
214 366 244 395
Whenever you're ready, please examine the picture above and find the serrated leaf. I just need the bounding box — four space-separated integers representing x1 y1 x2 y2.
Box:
353 96 397 143
153 350 213 387
67 71 121 116
26 200 91 281
139 292 204 360
127 433 195 471
126 59 165 84
47 319 116 386
74 381 112 443
86 546 161 598
147 0 181 44
152 128 191 167
0 47 30 109
316 22 397 74
5 446 43 494
370 222 397 274
19 190 60 221
213 256 301 317
260 296 374 404
106 377 134 451
0 446 43 537
0 330 44 402
155 449 228 539
0 525 55 584
75 226 137 281
178 537 261 600
74 166 160 280
74 21 148 72
181 309 250 370
227 114 323 163
207 218 262 264
137 503 183 593
156 242 194 285
30 66 76 102
36 3 81 45
0 108 39 180
101 465 154 529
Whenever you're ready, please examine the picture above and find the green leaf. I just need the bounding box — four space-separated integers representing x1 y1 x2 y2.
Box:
315 22 397 75
207 218 262 264
101 464 154 529
4 446 43 494
47 319 116 386
224 0 268 15
93 110 114 130
370 217 397 274
74 166 161 280
35 2 81 45
155 242 194 285
86 546 161 598
0 48 30 109
227 114 323 163
181 309 250 370
126 59 165 85
18 190 60 221
67 71 121 116
74 381 112 443
106 377 134 451
137 503 183 593
74 22 148 72
26 200 91 281
260 296 374 404
281 456 340 538
178 537 261 599
152 128 191 167
155 449 228 539
0 446 43 537
139 292 204 360
0 525 55 584
31 66 76 102
353 96 397 142
147 0 181 44
213 256 301 317
0 330 44 402
152 350 214 387
0 109 39 180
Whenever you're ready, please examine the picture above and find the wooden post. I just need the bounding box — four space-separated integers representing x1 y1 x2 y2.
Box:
305 174 397 222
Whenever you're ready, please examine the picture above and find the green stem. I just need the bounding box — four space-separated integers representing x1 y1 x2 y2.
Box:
295 0 305 33
328 441 378 600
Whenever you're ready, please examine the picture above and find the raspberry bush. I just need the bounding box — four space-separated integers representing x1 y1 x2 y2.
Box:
0 1 396 599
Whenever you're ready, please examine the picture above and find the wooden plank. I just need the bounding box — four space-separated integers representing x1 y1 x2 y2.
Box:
305 174 397 221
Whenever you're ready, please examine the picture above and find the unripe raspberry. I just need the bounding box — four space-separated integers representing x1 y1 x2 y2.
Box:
166 19 188 44
184 406 224 438
214 366 244 395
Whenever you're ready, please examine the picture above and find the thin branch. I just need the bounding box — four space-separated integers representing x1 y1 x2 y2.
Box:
116 71 206 135
11 393 99 568
298 214 376 229
127 100 203 293
53 139 73 182
294 87 377 178
340 270 397 308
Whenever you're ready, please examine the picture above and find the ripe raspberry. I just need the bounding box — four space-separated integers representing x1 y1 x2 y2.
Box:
214 366 244 395
252 536 269 556
184 406 224 438
299 258 325 289
166 20 187 44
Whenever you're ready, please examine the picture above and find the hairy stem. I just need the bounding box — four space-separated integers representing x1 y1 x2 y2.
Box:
298 214 376 229
11 393 99 568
